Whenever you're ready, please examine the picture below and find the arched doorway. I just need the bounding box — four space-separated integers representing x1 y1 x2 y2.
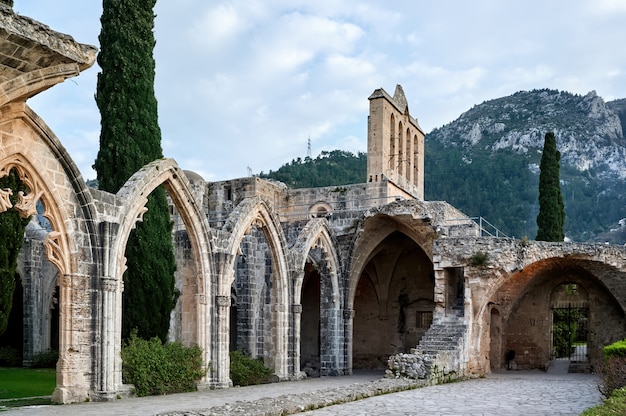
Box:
550 283 589 369
352 231 433 369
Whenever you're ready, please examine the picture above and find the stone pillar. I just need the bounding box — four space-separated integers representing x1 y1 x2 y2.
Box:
433 268 446 319
52 274 88 404
343 309 354 375
100 277 118 394
290 303 305 379
209 295 232 388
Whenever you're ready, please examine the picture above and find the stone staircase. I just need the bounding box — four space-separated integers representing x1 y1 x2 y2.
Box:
386 297 468 382
415 316 466 355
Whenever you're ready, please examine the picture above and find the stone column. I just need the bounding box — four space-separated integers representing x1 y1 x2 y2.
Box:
52 274 89 404
343 309 354 375
99 276 118 394
290 304 304 379
210 295 232 388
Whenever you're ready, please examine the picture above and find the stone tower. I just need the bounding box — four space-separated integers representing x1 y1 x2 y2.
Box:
367 85 424 200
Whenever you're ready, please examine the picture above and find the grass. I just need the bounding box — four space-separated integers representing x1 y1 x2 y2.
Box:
581 387 626 416
0 367 55 408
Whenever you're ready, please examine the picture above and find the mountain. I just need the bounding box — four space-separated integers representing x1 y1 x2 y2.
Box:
262 89 626 244
425 89 626 243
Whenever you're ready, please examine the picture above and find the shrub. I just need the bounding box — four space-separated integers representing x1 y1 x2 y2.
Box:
31 349 58 368
469 251 489 267
0 346 20 367
121 331 204 397
229 350 273 386
598 340 626 397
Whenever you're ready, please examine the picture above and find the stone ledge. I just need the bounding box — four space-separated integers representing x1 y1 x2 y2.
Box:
159 377 426 416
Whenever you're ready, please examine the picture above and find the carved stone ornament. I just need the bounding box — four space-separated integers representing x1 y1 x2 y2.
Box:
0 188 12 213
15 189 43 218
215 295 230 307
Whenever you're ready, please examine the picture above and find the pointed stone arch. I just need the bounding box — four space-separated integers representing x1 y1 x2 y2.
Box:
0 102 103 403
347 211 435 370
100 158 215 393
291 218 343 376
219 196 290 379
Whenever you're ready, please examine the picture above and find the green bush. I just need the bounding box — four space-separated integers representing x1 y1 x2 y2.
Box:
599 340 626 397
603 339 626 359
229 350 273 386
469 251 489 267
31 349 58 368
0 346 20 367
121 331 204 396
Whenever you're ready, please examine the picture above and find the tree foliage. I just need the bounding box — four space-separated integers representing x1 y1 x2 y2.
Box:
94 0 176 342
0 169 29 336
0 1 13 8
259 150 366 188
536 132 565 241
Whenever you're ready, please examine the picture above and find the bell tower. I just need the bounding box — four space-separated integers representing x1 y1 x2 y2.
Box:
366 84 424 200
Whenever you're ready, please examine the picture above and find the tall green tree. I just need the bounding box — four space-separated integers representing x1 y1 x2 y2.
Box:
536 132 565 241
0 169 29 336
0 1 13 8
94 0 176 342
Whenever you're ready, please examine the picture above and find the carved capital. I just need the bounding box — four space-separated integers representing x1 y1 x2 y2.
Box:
196 294 207 305
100 277 118 292
343 309 355 320
215 295 230 307
60 274 71 288
291 304 303 314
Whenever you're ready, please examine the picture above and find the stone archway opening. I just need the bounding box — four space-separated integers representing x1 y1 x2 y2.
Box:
352 231 433 370
230 223 279 370
550 282 589 370
498 262 626 372
301 261 321 376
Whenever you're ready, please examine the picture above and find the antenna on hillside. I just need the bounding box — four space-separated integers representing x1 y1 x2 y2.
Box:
307 136 312 158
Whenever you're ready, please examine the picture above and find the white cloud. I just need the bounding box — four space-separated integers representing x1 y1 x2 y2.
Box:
14 0 626 180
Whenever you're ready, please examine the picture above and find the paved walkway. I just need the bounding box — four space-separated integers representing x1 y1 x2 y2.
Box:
3 370 603 416
302 371 602 416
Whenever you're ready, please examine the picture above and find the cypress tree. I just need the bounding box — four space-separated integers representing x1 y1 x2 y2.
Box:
0 169 29 336
536 132 565 241
94 0 176 342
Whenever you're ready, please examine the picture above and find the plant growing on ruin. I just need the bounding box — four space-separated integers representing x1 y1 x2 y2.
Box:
94 0 177 342
469 251 489 267
0 169 29 336
0 1 13 8
536 132 565 241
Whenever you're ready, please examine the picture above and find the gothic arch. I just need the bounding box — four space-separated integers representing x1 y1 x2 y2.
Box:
220 196 290 378
0 103 102 403
114 159 214 290
291 218 343 376
291 218 340 305
347 214 432 310
106 159 215 390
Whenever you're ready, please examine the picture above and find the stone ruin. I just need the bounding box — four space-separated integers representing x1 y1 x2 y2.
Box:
1 6 625 403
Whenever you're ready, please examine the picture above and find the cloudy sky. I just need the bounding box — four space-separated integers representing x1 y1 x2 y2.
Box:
16 1 626 182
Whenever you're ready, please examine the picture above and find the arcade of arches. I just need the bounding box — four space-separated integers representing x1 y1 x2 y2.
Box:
1 8 626 404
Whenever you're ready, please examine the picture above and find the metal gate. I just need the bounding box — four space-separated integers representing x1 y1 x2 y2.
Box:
551 303 588 362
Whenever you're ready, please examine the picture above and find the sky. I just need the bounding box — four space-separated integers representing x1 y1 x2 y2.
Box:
16 1 626 182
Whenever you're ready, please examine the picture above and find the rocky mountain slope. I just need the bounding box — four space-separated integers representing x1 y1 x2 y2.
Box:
425 89 626 243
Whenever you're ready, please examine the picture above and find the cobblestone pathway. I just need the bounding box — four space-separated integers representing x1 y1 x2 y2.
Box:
4 370 602 416
302 371 602 416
